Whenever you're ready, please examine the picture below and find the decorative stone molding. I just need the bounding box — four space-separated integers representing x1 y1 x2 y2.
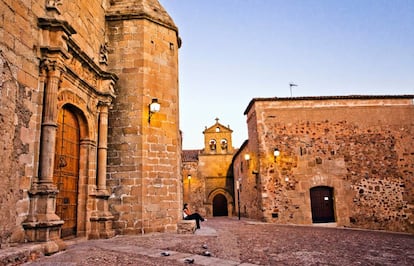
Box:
99 43 109 65
40 58 66 76
66 38 118 97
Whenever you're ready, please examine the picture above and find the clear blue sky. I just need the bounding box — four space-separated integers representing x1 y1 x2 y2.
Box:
159 0 414 150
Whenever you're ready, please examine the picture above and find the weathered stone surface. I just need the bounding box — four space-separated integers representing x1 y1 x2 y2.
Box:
0 0 181 246
5 218 414 265
235 96 414 233
177 220 196 234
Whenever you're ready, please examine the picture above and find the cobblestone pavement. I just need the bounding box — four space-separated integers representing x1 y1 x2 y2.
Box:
25 217 413 265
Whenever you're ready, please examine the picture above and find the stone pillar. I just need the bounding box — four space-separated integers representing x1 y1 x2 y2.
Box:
89 102 114 239
97 103 109 192
39 59 62 186
22 58 65 254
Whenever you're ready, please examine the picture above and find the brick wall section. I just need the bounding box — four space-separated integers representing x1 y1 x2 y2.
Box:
239 96 414 233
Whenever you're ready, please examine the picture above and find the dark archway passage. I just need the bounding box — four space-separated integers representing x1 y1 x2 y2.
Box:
310 186 335 223
213 194 228 216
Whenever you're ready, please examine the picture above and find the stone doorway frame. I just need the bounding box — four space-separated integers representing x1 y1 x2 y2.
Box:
207 188 234 217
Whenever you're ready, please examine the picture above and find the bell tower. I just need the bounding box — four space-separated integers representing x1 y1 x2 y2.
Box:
106 0 182 234
203 118 234 154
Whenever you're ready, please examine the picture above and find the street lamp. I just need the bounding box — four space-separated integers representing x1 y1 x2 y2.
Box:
236 178 242 220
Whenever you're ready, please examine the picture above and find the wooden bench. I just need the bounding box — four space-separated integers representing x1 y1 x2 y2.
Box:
177 220 196 234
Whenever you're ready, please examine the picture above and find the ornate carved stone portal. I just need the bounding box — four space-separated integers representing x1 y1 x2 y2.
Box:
22 16 117 253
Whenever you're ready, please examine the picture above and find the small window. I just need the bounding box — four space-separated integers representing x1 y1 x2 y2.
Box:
215 127 220 132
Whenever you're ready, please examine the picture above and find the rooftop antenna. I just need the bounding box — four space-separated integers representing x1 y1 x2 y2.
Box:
289 83 298 97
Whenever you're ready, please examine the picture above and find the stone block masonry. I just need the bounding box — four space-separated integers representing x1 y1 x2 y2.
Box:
0 0 182 248
237 96 414 233
106 1 182 235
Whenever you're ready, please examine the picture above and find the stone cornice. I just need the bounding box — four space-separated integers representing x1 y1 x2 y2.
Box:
37 17 118 99
38 17 76 36
105 11 181 48
105 12 177 32
244 95 414 115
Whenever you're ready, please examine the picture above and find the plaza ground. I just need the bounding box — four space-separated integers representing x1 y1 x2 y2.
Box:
2 217 413 265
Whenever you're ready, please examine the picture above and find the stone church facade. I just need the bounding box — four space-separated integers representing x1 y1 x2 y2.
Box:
1 0 413 254
182 119 236 217
0 0 182 252
233 95 414 233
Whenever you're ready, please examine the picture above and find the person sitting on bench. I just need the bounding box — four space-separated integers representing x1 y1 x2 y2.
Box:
183 203 206 229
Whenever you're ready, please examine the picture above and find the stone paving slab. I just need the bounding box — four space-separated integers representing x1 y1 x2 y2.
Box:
2 217 413 265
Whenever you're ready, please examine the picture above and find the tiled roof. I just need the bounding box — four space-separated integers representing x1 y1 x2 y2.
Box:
182 150 200 162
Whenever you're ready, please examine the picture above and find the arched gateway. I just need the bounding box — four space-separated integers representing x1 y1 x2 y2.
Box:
213 194 228 216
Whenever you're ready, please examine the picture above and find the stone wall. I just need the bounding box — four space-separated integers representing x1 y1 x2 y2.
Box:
239 96 414 233
0 0 181 246
60 0 107 67
233 141 264 219
182 161 205 215
0 0 45 246
182 154 235 218
106 1 181 234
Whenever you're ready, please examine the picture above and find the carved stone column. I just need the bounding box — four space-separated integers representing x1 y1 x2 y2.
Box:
97 102 110 192
39 59 63 186
89 102 114 239
22 59 65 254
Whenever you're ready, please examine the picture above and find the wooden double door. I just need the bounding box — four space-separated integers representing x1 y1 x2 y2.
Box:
53 106 80 238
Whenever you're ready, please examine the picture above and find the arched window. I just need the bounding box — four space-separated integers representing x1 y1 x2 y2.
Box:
220 139 228 151
209 139 217 150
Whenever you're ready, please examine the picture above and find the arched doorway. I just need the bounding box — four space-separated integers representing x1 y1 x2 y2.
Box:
213 194 228 216
53 106 80 238
310 186 335 223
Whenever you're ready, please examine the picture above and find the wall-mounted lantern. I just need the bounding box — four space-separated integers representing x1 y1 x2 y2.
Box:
187 174 192 180
244 154 250 161
148 98 160 123
236 177 242 220
273 148 280 162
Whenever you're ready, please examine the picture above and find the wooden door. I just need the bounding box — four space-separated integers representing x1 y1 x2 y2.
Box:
213 194 228 216
310 186 335 223
54 107 79 238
